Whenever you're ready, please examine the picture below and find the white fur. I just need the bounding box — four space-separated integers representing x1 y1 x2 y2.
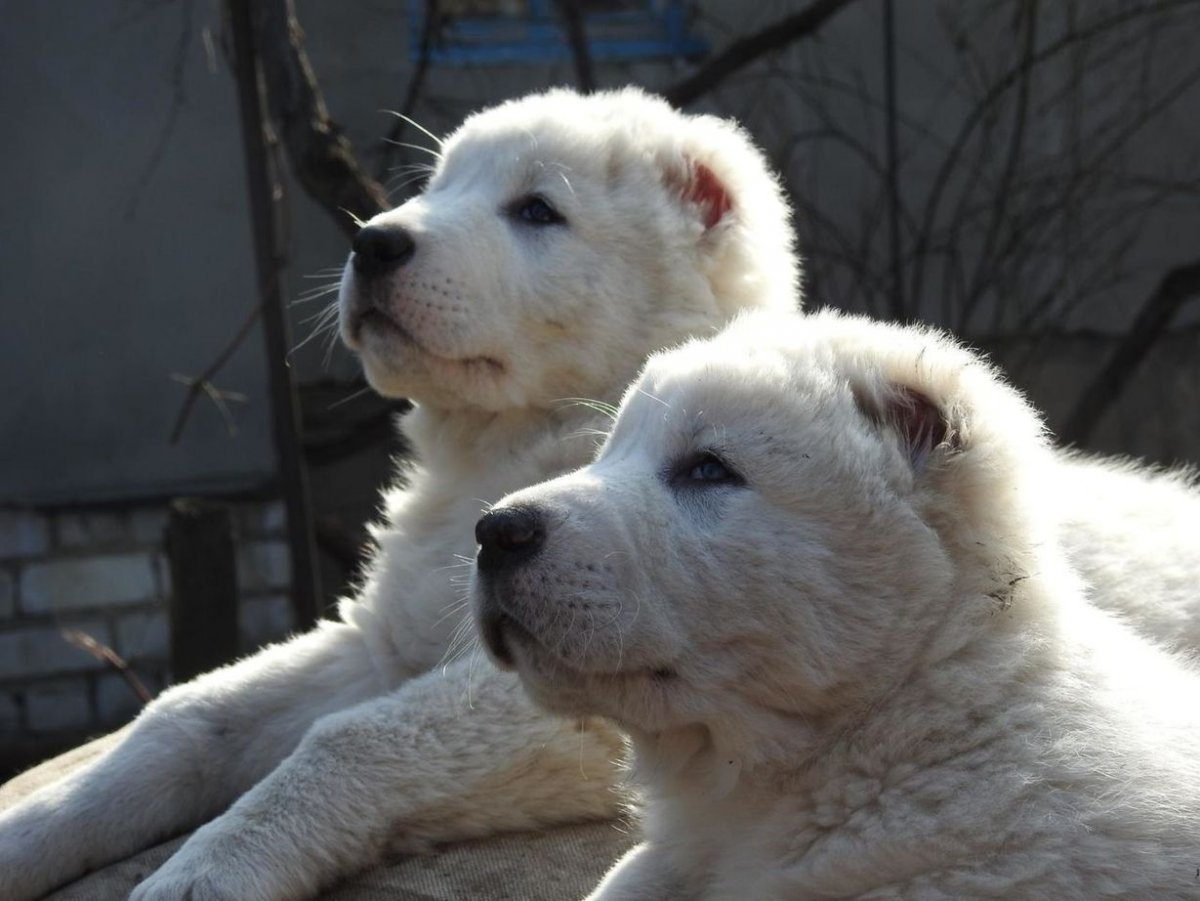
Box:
478 310 1200 899
0 88 796 900
2 81 1197 901
1055 453 1200 653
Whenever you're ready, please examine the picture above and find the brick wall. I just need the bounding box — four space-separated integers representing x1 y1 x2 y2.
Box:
0 500 294 767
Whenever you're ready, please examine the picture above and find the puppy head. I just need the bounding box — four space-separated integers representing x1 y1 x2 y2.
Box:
472 310 1052 759
338 87 797 412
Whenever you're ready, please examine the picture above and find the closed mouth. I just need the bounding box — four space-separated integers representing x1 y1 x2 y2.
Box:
355 307 416 344
479 607 524 668
353 306 506 374
479 597 677 683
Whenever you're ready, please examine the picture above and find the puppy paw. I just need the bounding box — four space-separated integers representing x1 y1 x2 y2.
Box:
129 830 308 901
130 869 243 901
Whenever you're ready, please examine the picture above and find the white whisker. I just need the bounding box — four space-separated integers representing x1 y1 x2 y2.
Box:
381 138 443 161
288 304 340 359
556 397 620 420
292 284 341 304
300 304 340 328
635 386 671 410
381 109 445 149
326 385 375 410
339 208 367 229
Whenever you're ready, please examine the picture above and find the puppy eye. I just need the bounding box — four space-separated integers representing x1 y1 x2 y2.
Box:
678 452 742 487
511 195 566 226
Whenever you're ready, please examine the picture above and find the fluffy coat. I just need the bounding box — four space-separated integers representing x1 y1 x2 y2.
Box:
477 310 1200 899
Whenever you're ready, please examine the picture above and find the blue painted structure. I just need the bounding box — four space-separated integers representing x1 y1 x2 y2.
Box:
408 1 708 65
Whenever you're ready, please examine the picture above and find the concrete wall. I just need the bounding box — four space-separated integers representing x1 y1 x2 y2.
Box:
0 0 280 505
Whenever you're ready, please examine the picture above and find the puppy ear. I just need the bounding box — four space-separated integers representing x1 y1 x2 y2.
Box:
666 158 734 230
855 383 951 474
686 161 734 229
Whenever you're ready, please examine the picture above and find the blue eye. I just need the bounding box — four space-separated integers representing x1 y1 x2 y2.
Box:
691 458 729 481
681 453 742 486
513 196 565 226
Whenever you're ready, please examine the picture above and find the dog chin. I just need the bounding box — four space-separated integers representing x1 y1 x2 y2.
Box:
358 343 425 400
507 629 673 703
510 654 599 718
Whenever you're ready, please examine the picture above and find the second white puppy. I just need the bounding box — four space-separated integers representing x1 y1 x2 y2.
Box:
476 310 1200 899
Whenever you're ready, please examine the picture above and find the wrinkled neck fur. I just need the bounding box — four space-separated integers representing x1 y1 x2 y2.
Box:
628 705 830 803
401 397 609 478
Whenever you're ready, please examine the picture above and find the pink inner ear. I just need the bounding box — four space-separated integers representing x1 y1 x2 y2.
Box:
891 386 948 473
686 162 733 229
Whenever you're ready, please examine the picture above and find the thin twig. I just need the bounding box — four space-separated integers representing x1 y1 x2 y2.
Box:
907 0 1200 312
663 0 856 108
958 0 1038 332
125 0 195 220
1062 259 1200 446
250 0 388 238
169 303 263 444
61 629 154 706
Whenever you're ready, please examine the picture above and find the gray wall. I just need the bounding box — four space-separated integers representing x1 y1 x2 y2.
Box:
0 1 277 504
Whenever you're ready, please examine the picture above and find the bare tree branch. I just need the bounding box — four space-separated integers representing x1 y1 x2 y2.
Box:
959 0 1037 332
169 303 263 444
125 0 195 220
61 629 154 705
250 0 388 237
663 0 857 107
1062 259 1200 446
907 0 1200 313
170 0 398 446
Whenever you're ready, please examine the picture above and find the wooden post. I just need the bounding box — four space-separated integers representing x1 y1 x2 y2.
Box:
166 498 239 682
227 0 322 629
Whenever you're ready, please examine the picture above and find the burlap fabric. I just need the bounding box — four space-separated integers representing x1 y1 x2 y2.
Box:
0 734 633 900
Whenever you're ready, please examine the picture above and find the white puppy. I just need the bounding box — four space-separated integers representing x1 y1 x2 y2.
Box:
1 82 1196 900
476 310 1200 899
0 88 797 900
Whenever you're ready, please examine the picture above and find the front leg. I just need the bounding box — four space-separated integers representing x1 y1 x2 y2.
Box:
0 620 384 901
131 655 627 901
585 841 690 901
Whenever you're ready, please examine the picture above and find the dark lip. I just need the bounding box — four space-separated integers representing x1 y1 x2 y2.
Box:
478 606 525 669
355 307 417 344
479 600 678 682
353 306 506 374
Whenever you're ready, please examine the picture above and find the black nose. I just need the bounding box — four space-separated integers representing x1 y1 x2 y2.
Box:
352 224 415 277
476 506 545 573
